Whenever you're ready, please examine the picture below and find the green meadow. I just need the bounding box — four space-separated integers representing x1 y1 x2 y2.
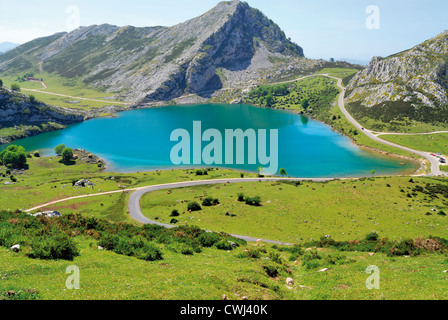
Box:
140 177 448 243
0 73 126 110
1 153 448 300
380 133 448 156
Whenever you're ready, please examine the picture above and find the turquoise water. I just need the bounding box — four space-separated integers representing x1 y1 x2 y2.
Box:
3 104 418 177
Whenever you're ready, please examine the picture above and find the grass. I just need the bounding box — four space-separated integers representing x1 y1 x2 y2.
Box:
1 154 448 300
0 154 258 217
380 133 448 156
0 73 126 110
140 177 448 243
316 67 359 80
1 236 448 300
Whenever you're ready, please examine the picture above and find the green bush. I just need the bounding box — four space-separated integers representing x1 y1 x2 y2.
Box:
245 196 262 206
202 196 219 206
198 232 221 247
237 193 245 202
215 240 233 250
366 232 379 241
238 248 261 259
170 209 180 217
28 233 79 261
262 263 280 277
187 201 201 212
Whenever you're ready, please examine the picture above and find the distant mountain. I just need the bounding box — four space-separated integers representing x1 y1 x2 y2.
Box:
345 30 448 130
0 42 19 54
0 0 303 103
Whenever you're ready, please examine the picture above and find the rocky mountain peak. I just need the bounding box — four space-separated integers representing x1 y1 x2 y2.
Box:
0 1 304 103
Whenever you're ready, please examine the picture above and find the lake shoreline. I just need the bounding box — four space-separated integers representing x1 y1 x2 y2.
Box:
2 103 422 178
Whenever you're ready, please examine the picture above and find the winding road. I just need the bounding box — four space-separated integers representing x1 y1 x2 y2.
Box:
324 75 445 177
24 73 446 245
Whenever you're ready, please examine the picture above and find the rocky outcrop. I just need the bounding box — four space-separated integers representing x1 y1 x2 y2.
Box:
0 0 304 103
346 31 448 110
186 53 217 93
0 87 85 124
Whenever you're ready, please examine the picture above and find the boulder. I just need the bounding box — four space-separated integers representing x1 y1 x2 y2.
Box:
74 179 96 187
30 211 62 218
286 277 294 285
10 244 20 252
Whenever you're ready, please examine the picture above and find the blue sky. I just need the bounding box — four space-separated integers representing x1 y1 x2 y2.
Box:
0 0 447 62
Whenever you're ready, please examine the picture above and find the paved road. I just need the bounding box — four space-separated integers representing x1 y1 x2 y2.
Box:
323 75 445 177
128 177 334 245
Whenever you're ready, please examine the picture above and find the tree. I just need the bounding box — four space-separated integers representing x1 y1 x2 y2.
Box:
61 147 74 163
29 95 36 104
55 144 66 156
0 79 3 87
329 58 335 62
10 84 20 92
279 168 287 177
265 94 274 107
370 169 376 177
257 166 265 177
0 145 27 168
301 98 309 110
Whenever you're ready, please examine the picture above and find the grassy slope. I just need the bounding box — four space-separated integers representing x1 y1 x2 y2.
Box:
380 133 448 156
1 156 448 300
140 177 448 243
0 73 125 110
2 236 448 300
0 155 257 217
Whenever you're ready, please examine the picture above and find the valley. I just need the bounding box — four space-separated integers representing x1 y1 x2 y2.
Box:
1 0 448 303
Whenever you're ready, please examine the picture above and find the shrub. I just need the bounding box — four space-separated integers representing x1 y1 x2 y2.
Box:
245 196 262 206
262 263 280 278
237 193 245 202
170 209 180 217
198 232 221 247
366 232 379 241
238 248 261 259
187 202 201 212
28 233 79 261
202 196 219 206
33 151 40 157
215 240 233 250
269 251 284 265
170 218 179 224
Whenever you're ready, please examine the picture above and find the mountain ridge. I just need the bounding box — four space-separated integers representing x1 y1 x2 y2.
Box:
345 30 448 131
0 0 304 104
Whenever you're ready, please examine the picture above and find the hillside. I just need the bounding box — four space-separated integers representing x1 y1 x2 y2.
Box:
0 0 304 104
0 86 86 144
345 31 448 132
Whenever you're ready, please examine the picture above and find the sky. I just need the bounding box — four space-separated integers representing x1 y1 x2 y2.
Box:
0 0 447 63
